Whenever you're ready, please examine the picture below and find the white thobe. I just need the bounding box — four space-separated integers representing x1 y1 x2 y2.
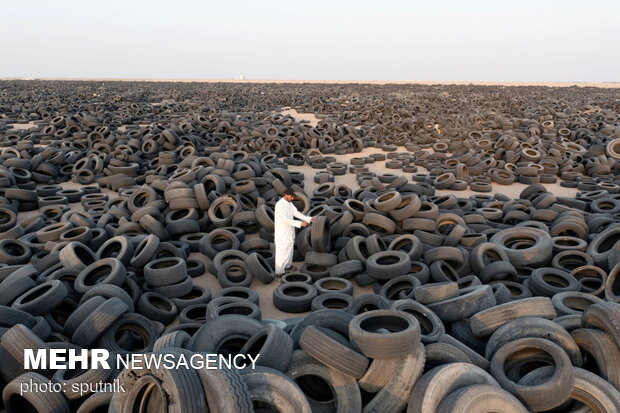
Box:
274 198 312 274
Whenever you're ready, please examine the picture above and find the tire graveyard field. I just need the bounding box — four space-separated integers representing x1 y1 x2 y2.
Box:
0 80 620 412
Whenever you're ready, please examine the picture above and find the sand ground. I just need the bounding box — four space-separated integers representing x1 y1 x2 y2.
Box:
5 110 578 320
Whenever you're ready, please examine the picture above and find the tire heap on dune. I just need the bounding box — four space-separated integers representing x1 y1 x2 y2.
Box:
0 80 619 412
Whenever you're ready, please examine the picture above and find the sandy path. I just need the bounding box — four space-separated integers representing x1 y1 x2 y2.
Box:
280 108 319 127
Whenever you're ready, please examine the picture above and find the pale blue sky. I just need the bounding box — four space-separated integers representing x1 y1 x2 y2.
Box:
1 0 618 81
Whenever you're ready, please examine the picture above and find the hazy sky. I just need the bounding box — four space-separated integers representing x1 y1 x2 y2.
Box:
1 0 618 81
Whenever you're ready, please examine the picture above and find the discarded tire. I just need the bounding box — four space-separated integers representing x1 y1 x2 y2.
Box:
1 80 620 412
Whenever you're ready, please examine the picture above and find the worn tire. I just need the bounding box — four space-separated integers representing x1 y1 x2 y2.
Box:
469 296 557 337
349 310 420 358
239 367 311 413
286 350 362 413
299 325 369 378
436 384 528 413
490 337 575 411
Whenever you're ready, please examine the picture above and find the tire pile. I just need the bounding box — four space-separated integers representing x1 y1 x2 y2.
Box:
0 80 619 412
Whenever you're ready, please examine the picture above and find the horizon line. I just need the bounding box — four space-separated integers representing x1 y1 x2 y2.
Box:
1 78 619 88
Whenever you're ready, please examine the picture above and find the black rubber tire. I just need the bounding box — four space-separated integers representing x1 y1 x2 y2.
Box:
71 297 129 347
273 282 317 313
0 267 37 306
413 282 458 305
209 301 261 320
189 314 263 353
310 292 354 312
286 350 362 413
587 225 620 269
388 234 423 260
144 257 188 287
469 242 510 275
289 309 354 348
79 283 135 312
129 234 160 267
11 280 68 315
310 216 330 253
529 267 580 297
485 316 583 367
299 325 369 378
425 341 473 368
0 240 32 265
362 213 396 235
109 349 207 413
97 235 134 264
63 296 106 337
199 228 241 258
58 241 96 270
358 353 405 393
150 276 193 298
391 299 445 344
427 285 496 323
76 391 113 413
479 261 518 283
469 296 557 337
98 312 157 353
245 252 275 284
282 272 312 284
378 275 421 300
180 303 208 323
239 324 294 372
153 330 192 351
305 251 338 267
217 260 253 288
408 362 499 413
582 302 620 351
567 367 620 412
364 344 426 413
374 191 402 212
349 309 421 358
171 286 212 309
571 328 620 389
490 337 574 412
389 194 422 221
490 227 553 267
349 294 390 314
366 251 411 280
448 318 487 355
2 324 48 368
186 258 205 277
552 291 604 316
137 292 178 324
213 286 259 305
313 277 353 296
436 384 528 413
328 260 363 279
197 362 253 413
74 258 127 294
239 367 311 413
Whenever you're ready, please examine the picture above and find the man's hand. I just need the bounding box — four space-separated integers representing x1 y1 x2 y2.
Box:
300 221 309 228
310 217 316 223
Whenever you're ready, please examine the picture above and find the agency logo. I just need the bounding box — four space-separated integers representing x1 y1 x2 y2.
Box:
24 349 260 371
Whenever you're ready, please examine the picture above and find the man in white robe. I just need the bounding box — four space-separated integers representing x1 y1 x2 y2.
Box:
274 188 313 275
